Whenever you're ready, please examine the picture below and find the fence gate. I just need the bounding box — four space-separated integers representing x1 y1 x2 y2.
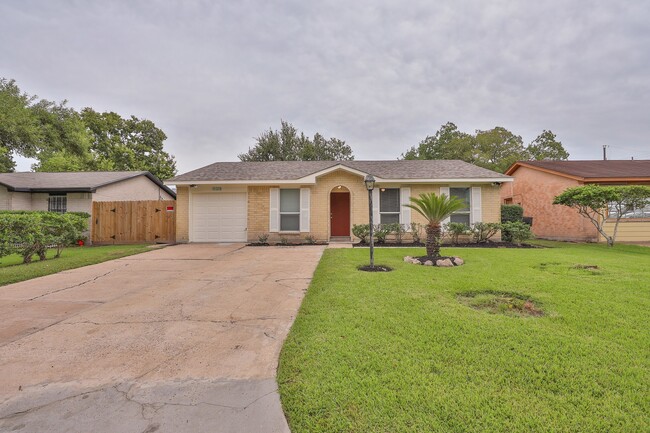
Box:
92 200 176 244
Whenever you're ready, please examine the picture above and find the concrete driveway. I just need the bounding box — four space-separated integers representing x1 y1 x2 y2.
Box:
0 244 325 433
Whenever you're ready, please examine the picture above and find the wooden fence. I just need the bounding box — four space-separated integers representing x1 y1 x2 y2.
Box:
92 200 176 244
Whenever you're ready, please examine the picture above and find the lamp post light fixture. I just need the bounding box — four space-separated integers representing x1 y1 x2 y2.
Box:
364 174 376 268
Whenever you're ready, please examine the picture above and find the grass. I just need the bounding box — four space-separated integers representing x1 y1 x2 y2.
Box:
278 242 650 433
0 244 152 286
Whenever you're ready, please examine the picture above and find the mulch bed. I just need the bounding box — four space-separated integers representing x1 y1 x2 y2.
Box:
247 242 329 247
357 264 393 272
354 241 540 248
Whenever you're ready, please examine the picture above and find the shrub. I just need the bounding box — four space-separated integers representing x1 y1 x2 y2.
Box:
501 221 533 245
257 233 269 244
374 224 391 243
410 222 423 244
279 237 290 246
386 223 407 244
352 224 370 244
0 211 88 263
444 222 470 244
470 222 501 243
304 235 316 244
501 204 524 223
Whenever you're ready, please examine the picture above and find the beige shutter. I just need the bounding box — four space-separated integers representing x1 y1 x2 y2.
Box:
471 187 482 224
269 188 279 232
439 186 451 225
400 187 411 225
300 188 310 232
372 188 380 225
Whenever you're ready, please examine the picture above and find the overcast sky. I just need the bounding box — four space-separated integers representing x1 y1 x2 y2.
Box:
2 0 649 174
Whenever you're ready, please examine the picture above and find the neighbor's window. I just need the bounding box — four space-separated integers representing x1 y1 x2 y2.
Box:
608 203 650 219
48 194 67 213
380 188 400 224
450 188 470 225
280 189 300 231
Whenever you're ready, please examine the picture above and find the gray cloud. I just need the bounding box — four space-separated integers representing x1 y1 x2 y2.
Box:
2 0 649 173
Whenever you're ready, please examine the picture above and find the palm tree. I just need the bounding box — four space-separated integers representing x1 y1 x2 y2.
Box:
404 192 467 258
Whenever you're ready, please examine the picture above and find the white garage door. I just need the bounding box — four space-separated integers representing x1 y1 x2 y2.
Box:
191 192 247 242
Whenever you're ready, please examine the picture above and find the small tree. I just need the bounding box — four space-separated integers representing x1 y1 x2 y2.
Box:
553 185 650 247
404 193 466 258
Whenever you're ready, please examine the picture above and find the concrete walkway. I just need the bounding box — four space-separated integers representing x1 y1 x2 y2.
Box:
0 244 325 433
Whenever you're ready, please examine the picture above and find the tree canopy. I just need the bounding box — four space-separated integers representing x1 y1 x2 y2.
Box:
403 122 570 173
239 120 354 161
0 78 177 179
553 184 650 247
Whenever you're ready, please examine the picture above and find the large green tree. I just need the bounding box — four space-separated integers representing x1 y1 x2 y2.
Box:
0 78 90 172
403 122 570 173
239 120 354 161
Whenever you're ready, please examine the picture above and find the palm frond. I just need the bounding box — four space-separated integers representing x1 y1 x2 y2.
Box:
404 192 467 224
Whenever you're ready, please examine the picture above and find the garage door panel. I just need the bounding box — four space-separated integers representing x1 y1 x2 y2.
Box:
191 193 247 242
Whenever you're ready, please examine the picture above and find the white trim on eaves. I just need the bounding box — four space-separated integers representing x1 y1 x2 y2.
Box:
167 177 512 186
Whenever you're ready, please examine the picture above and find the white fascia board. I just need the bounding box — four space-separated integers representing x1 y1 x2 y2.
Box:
374 177 513 183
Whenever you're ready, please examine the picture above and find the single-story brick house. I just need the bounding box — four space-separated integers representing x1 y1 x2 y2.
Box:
166 160 511 243
0 171 176 213
501 160 650 242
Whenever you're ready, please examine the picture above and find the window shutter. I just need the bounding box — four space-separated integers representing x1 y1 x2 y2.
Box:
372 188 380 225
400 187 411 225
269 188 279 232
300 188 310 232
439 186 451 225
471 187 482 224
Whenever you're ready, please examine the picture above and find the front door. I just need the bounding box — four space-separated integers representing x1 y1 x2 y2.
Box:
330 192 350 237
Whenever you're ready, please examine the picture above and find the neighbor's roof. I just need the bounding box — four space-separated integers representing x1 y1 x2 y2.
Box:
505 160 650 181
168 160 511 184
0 171 176 197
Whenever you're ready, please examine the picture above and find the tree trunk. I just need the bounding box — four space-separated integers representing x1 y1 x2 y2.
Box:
425 223 442 258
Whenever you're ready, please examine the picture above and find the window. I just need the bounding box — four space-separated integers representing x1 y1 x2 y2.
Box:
450 188 470 225
48 194 67 213
380 188 400 224
280 189 300 231
608 202 650 219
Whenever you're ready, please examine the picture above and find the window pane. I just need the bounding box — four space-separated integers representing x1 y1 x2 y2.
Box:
380 213 400 224
48 195 67 213
450 188 470 211
280 214 300 231
280 189 300 212
380 188 400 212
450 213 470 225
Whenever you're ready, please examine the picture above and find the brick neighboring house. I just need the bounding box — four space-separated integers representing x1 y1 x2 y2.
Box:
501 160 650 242
166 160 512 243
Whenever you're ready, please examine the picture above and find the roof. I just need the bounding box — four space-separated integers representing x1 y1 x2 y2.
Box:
168 160 511 184
505 160 650 181
0 171 176 198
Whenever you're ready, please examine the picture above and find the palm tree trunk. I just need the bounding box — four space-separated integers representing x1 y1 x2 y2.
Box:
425 223 442 258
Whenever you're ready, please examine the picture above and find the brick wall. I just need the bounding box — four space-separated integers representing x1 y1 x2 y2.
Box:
247 185 271 241
176 186 190 242
501 166 598 241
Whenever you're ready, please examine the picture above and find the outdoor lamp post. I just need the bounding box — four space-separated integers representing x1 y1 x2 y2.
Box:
364 174 376 268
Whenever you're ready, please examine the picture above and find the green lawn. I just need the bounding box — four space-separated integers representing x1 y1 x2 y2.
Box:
278 242 650 433
0 244 153 286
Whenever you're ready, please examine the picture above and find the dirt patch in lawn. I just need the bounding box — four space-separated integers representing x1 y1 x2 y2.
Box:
457 291 544 317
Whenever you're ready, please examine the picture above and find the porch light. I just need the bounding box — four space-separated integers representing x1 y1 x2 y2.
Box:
364 175 375 268
364 175 375 191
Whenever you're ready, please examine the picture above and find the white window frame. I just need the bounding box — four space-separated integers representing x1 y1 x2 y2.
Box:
379 188 401 225
279 188 301 232
449 187 470 225
48 194 67 213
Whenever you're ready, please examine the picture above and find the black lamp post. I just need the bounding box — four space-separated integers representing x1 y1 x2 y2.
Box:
364 174 376 268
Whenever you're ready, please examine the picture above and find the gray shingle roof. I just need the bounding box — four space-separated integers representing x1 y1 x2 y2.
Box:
510 160 650 179
169 160 508 182
0 171 176 197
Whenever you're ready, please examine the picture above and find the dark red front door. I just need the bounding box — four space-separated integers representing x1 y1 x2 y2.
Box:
330 192 350 236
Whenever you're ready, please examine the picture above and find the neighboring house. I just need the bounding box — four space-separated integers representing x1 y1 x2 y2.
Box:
166 160 511 243
0 171 176 213
501 160 650 242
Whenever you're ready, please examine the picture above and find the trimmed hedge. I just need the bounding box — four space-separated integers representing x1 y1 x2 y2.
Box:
0 211 89 263
501 204 524 223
